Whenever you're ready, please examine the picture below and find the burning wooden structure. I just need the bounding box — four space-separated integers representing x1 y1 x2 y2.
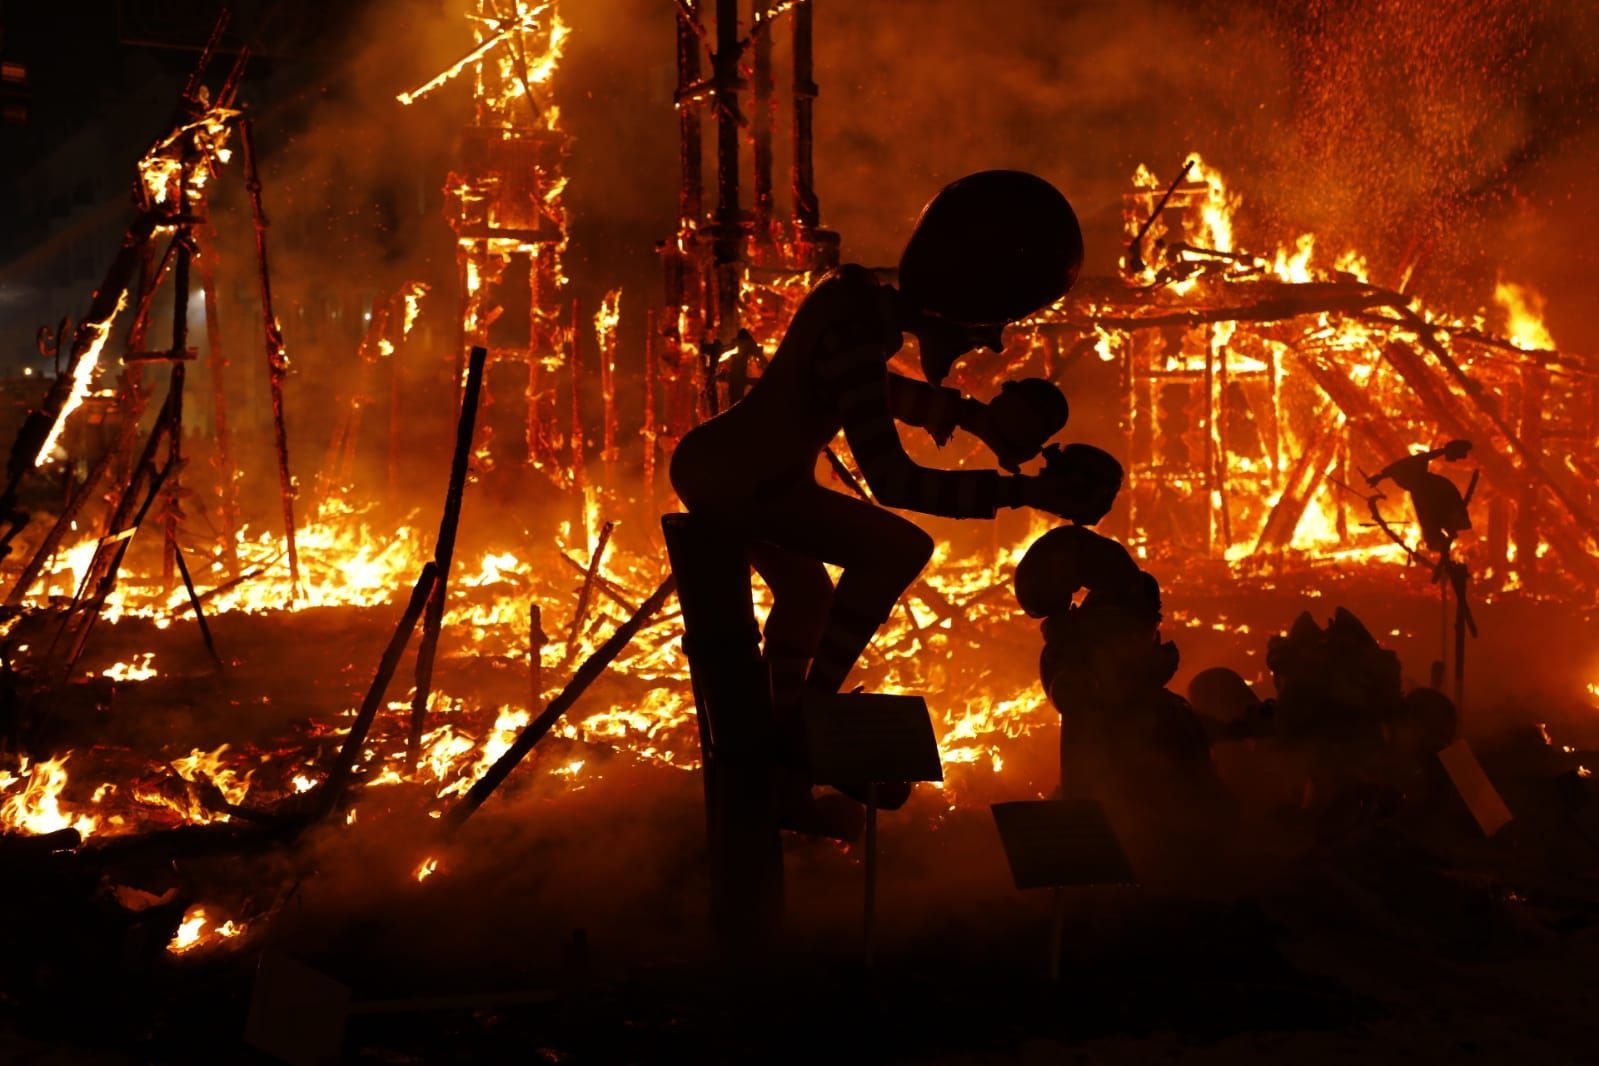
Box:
653 0 838 474
397 0 575 485
1006 158 1599 594
0 0 1596 991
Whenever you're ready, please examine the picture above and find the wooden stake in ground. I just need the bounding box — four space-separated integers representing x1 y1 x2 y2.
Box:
563 519 615 667
172 542 223 670
445 575 676 829
529 603 547 708
240 115 301 592
196 225 241 577
323 563 440 811
406 345 489 770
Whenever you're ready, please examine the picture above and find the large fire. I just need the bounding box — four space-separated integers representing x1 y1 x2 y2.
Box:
1 145 1578 848
1 4 1590 973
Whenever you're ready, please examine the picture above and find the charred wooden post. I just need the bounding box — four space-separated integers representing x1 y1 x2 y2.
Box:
323 293 392 494
568 298 586 504
563 519 615 666
388 325 404 500
54 414 180 676
1515 366 1549 590
791 0 819 232
643 308 658 505
559 551 640 614
752 1 776 233
172 542 223 670
239 115 301 592
324 563 440 810
0 212 158 569
1253 409 1338 554
595 291 621 485
529 603 547 706
196 227 240 577
661 511 783 955
159 185 193 597
446 575 677 828
712 0 742 349
407 345 489 770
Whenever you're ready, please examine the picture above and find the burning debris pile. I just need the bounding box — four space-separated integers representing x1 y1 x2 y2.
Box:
0 3 1595 1031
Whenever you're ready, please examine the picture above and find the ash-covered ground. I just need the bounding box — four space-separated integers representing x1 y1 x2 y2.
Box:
3 561 1598 1063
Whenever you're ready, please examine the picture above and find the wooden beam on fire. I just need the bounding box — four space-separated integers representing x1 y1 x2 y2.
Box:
1252 403 1341 555
407 346 489 770
1378 340 1599 585
320 563 440 813
444 575 678 830
239 114 301 593
564 520 616 667
558 551 640 614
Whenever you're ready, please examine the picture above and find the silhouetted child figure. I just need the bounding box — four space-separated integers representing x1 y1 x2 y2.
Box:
1014 524 1232 869
670 172 1121 817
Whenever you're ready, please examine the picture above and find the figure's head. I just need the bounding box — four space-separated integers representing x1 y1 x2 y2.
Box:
1045 443 1124 526
988 378 1070 471
898 170 1083 384
1186 667 1263 725
1014 523 1139 619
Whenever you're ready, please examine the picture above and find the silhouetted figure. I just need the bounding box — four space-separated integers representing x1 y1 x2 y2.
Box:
1364 440 1479 708
1365 439 1474 556
1265 608 1406 819
1187 666 1275 741
671 172 1119 820
1015 525 1231 869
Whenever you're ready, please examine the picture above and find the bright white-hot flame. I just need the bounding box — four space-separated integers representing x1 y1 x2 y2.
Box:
593 288 621 345
168 904 245 954
1494 280 1556 351
102 652 158 682
35 291 129 467
1 756 97 837
401 282 428 335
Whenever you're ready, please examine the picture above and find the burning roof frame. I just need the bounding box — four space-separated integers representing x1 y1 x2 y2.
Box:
1004 163 1599 596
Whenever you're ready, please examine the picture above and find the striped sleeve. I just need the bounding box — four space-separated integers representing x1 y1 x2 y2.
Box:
819 343 1003 519
885 373 967 445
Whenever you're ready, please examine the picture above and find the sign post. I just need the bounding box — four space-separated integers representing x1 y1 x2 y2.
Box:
805 692 944 967
991 798 1136 979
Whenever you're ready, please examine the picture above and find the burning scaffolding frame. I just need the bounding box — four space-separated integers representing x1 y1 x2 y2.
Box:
0 14 304 673
654 0 838 491
1011 157 1599 594
397 0 575 485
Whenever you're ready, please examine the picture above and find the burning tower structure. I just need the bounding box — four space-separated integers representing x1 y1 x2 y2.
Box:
653 0 838 486
398 1 575 487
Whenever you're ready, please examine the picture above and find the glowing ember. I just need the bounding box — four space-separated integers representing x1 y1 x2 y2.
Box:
168 904 245 955
102 652 158 682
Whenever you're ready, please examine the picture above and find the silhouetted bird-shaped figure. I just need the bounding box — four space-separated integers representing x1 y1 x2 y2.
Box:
1366 439 1474 556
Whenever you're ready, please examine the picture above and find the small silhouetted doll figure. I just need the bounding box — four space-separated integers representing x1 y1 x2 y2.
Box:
1366 439 1474 556
1263 607 1413 827
1014 525 1232 863
1187 666 1276 742
670 172 1122 813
